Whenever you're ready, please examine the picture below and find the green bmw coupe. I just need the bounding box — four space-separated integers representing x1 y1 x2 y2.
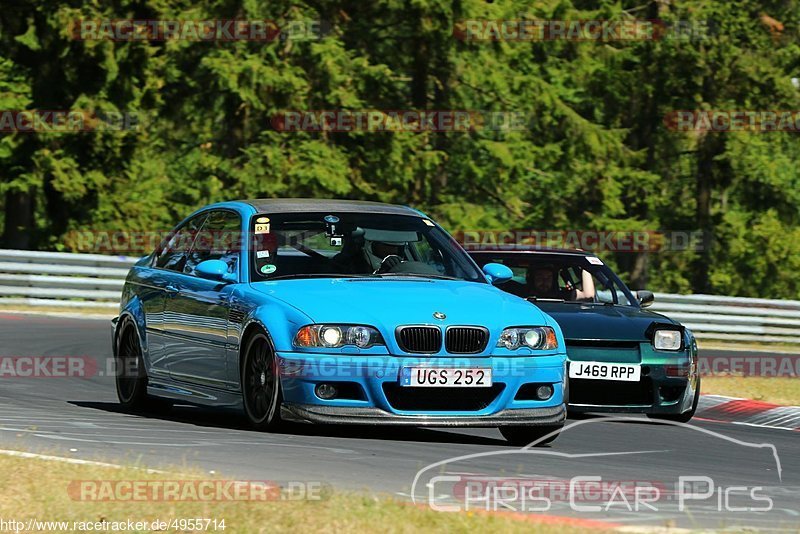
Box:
469 247 700 422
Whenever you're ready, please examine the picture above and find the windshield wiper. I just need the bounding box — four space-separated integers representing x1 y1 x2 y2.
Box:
525 297 622 306
376 272 461 281
265 273 373 281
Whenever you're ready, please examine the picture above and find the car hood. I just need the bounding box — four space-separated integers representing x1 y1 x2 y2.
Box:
250 278 550 330
531 302 676 342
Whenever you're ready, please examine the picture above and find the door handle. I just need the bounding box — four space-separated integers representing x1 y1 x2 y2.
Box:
165 284 179 294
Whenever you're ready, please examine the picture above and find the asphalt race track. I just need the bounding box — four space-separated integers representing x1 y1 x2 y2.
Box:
1 314 798 530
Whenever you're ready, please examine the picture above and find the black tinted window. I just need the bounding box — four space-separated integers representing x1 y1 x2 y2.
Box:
153 214 207 271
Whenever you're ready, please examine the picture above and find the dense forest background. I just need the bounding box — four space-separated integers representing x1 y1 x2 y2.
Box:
1 0 799 297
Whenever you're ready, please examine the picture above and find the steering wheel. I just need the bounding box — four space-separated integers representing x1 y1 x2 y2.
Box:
373 255 404 274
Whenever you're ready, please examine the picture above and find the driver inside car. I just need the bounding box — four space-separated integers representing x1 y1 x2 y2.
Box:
371 241 406 273
526 265 576 300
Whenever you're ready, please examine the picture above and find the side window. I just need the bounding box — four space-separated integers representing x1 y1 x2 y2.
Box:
184 210 242 277
153 214 207 271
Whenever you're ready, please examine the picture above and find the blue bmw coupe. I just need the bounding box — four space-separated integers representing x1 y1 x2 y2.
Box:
112 199 567 445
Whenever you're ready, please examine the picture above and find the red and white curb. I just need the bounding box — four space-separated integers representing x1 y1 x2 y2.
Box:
696 395 800 431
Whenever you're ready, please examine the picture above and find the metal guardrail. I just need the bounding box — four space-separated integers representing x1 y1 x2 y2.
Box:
651 293 800 344
0 249 137 310
0 249 798 343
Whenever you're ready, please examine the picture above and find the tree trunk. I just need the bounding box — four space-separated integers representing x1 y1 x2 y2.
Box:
2 189 34 249
692 135 718 293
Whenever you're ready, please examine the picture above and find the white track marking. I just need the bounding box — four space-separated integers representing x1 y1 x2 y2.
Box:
0 448 165 473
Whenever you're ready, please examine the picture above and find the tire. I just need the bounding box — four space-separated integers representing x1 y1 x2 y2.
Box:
500 424 563 446
115 318 172 413
648 377 701 424
241 330 283 430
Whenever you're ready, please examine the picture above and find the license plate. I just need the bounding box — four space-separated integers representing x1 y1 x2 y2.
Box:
400 367 492 387
569 361 641 382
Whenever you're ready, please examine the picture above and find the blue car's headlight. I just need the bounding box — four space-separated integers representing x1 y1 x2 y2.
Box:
294 324 384 349
497 327 558 350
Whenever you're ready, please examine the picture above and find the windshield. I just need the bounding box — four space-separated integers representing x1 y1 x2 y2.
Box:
250 212 485 283
470 252 636 306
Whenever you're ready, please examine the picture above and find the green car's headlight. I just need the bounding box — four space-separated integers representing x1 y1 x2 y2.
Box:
294 325 384 349
653 329 682 351
497 327 558 350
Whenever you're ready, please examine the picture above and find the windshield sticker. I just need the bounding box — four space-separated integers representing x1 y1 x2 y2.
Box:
422 219 435 226
256 250 271 259
587 256 604 265
255 222 270 234
256 216 270 223
260 264 277 275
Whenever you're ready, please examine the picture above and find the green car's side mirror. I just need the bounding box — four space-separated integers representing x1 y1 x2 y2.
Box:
637 290 655 308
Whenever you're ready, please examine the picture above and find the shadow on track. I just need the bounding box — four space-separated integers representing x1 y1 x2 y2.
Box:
69 401 509 446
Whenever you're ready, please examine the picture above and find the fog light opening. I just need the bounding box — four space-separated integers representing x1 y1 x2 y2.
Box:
536 385 554 400
315 383 338 400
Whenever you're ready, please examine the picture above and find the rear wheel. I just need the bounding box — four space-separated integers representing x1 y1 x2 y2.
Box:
648 377 701 424
242 331 282 430
115 319 172 413
500 424 563 446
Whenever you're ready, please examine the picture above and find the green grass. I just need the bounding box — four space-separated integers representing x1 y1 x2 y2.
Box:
702 376 800 406
0 453 598 533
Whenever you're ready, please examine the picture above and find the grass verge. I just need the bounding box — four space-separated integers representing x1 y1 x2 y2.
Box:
0 452 596 533
702 376 800 406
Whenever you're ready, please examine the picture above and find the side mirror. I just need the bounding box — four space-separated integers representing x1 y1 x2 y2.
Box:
637 290 654 308
196 259 236 283
482 263 513 285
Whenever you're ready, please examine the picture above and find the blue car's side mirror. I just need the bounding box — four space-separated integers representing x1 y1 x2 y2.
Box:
482 263 513 285
195 259 236 283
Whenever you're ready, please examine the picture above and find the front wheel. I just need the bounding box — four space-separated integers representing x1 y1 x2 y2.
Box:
242 331 282 430
500 424 563 446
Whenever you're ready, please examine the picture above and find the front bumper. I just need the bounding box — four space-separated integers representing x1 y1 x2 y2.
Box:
276 351 566 425
282 403 566 427
567 348 698 414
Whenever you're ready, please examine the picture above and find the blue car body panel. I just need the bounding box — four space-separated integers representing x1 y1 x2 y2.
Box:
114 200 568 426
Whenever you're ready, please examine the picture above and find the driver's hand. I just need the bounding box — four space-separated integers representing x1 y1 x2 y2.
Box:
375 255 403 273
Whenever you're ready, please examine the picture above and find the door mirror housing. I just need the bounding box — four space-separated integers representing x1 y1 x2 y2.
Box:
637 290 655 308
482 263 513 285
195 259 236 283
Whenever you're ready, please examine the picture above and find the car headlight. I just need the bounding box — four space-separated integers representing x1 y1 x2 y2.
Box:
653 329 682 351
497 327 558 350
294 325 384 349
